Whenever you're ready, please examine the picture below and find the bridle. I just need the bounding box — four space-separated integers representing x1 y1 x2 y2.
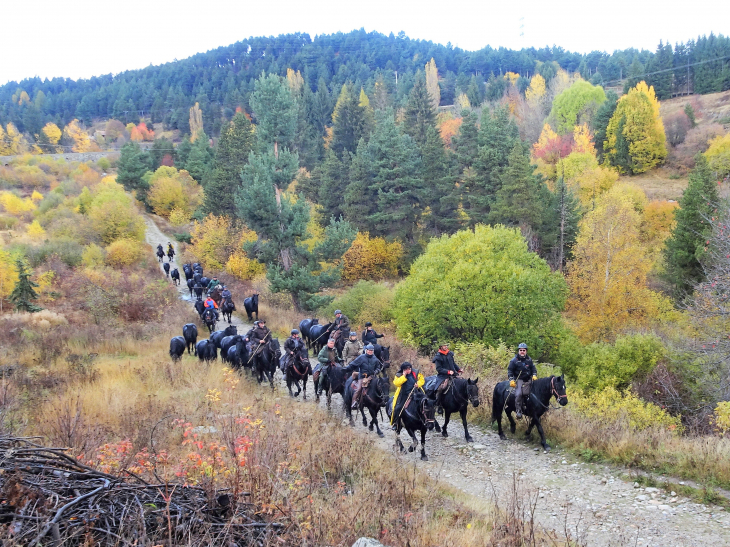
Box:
420 397 435 425
551 376 568 403
530 377 567 411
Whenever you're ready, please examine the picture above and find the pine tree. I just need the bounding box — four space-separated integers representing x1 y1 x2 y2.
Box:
593 91 618 162
663 155 719 298
116 141 150 192
9 260 42 313
452 110 479 172
314 150 350 220
546 176 581 270
236 73 355 311
344 111 425 244
421 126 461 236
204 113 255 216
330 83 371 158
403 72 436 147
185 133 214 183
149 137 176 169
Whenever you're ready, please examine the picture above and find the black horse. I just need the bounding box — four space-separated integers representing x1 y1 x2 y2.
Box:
169 336 185 361
243 293 259 322
343 375 390 437
193 272 202 285
199 277 211 291
227 339 249 370
182 323 198 355
428 377 480 442
163 262 170 277
186 278 195 298
308 322 334 354
210 325 237 348
298 318 318 349
285 348 311 399
221 298 235 324
492 375 568 452
253 338 279 389
313 363 347 409
194 283 204 301
156 246 164 262
167 246 175 262
183 264 193 281
387 389 436 461
195 339 217 362
170 268 180 286
194 300 205 318
373 344 391 374
202 308 217 333
220 335 243 363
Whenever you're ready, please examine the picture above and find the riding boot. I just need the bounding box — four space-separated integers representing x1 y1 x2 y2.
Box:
351 380 362 410
515 379 524 419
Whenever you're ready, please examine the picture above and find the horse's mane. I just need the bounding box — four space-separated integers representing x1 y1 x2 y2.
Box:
530 376 554 400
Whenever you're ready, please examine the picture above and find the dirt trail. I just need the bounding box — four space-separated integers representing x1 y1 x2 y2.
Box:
145 216 730 547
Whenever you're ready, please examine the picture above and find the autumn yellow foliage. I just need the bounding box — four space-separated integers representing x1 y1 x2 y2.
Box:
190 214 260 275
63 119 97 153
87 179 145 244
226 251 265 280
27 220 46 240
342 232 402 282
105 239 145 267
30 190 43 202
146 167 204 219
0 192 36 215
82 243 106 268
566 188 662 342
0 249 19 307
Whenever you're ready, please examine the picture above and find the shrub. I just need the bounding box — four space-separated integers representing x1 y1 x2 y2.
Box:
30 190 43 202
0 215 18 229
173 233 192 244
322 280 395 329
562 333 665 392
451 340 514 373
0 192 36 215
168 207 189 227
105 239 145 267
705 133 730 180
146 167 204 218
27 220 46 240
82 243 106 268
25 238 84 268
37 192 64 214
226 251 265 280
96 157 111 171
668 123 725 172
393 225 567 355
570 386 682 432
664 111 692 147
713 402 730 436
341 232 402 281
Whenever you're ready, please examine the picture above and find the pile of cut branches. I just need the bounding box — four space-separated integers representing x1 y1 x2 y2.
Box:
0 436 285 546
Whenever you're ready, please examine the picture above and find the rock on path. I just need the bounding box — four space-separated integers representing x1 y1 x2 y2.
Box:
146 215 730 547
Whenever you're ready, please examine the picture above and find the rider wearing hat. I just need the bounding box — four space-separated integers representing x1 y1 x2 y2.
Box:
391 362 425 428
244 321 259 352
282 329 307 373
207 277 221 293
508 343 537 419
342 331 364 366
220 285 232 302
250 319 271 349
431 343 463 413
333 310 350 344
344 344 382 410
316 338 342 399
362 322 385 345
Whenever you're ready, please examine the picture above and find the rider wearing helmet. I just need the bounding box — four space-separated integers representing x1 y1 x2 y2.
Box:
316 338 342 399
342 331 364 366
362 321 385 345
333 309 350 345
220 285 232 302
508 343 537 419
204 294 219 320
391 361 425 428
431 343 463 413
282 329 307 373
344 344 382 410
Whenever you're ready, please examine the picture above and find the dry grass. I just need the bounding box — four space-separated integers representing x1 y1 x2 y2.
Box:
619 167 688 201
660 90 730 127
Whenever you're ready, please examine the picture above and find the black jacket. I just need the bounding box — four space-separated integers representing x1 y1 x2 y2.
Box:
284 336 305 356
508 354 537 382
362 328 384 345
251 326 271 346
433 351 460 378
345 353 382 377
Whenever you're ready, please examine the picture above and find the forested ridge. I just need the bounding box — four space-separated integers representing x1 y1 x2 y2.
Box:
1 29 730 135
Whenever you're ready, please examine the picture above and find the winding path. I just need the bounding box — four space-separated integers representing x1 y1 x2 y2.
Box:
145 215 730 547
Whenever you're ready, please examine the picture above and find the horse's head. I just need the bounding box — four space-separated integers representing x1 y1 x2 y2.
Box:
374 377 390 406
420 394 436 430
380 346 390 368
251 293 259 305
466 378 480 407
224 325 237 336
553 375 568 406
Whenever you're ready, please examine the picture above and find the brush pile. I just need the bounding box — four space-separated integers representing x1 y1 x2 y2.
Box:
0 436 284 546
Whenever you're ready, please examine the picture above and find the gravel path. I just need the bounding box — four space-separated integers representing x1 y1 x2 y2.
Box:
145 216 730 547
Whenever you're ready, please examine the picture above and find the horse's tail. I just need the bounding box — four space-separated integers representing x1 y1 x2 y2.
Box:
491 386 501 424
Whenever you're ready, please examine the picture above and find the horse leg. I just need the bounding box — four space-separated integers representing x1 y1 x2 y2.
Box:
507 410 517 435
433 417 442 433
420 427 428 461
302 376 307 400
496 411 507 441
525 418 534 439
371 407 384 438
346 404 354 427
287 376 294 398
535 418 550 452
441 411 451 438
461 407 473 442
408 428 418 453
326 388 332 410
361 406 368 427
395 430 405 453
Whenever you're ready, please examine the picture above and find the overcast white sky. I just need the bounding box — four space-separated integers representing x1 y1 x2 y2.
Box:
1 0 727 85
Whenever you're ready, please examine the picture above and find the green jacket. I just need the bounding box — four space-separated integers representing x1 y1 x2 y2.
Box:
318 345 342 365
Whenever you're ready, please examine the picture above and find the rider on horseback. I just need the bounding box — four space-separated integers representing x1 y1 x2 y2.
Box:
432 343 463 414
345 344 382 410
316 338 342 398
244 321 259 352
333 310 350 345
391 362 425 429
204 295 219 320
282 329 307 373
362 322 385 345
251 319 271 352
342 331 363 366
167 241 174 255
508 343 537 419
220 285 232 302
207 277 221 293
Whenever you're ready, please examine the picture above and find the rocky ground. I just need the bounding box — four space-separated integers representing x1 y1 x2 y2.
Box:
146 216 730 547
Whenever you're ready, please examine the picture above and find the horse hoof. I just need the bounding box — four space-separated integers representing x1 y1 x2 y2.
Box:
544 445 551 452
510 426 516 435
441 431 448 438
499 434 507 440
525 432 531 439
368 424 374 431
377 431 384 438
421 455 428 461
408 446 414 453
466 436 474 443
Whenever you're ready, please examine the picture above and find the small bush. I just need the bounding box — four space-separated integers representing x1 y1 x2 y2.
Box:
0 192 36 215
225 251 265 280
173 232 192 243
37 192 64 214
82 243 106 268
322 280 394 329
96 157 111 171
25 238 84 268
27 220 46 240
105 239 145 267
0 215 18 229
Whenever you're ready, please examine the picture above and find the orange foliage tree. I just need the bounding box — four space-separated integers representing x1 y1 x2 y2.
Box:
341 232 402 282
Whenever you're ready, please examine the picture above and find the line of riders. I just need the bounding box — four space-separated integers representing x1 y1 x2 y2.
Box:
267 309 546 430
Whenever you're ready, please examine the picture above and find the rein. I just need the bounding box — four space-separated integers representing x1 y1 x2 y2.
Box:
246 330 272 366
530 377 566 411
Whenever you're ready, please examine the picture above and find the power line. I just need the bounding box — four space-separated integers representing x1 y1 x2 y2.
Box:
600 54 730 87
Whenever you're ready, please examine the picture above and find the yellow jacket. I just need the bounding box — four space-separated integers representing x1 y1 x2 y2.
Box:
391 371 425 424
